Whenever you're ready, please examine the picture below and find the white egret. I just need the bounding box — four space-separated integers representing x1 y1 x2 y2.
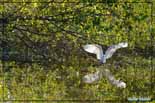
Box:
83 42 128 63
82 42 128 88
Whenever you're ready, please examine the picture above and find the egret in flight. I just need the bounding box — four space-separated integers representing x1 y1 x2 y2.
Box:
82 42 128 88
83 42 128 63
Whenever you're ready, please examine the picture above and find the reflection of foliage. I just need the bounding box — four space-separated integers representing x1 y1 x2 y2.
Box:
0 0 154 101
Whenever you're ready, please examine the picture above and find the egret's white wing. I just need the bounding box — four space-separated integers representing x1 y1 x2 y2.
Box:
105 42 128 59
104 45 117 59
83 44 104 60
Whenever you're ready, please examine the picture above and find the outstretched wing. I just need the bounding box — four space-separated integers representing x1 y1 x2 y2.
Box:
83 44 104 60
105 42 128 59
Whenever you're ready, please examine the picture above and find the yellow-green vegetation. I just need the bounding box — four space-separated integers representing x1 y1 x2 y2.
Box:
0 0 155 102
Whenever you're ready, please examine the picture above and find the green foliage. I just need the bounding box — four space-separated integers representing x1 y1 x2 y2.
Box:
0 0 154 102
